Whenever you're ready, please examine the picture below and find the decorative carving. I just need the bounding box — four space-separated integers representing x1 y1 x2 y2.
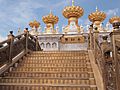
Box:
60 35 85 44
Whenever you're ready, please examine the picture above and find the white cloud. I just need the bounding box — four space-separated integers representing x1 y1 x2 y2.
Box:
51 0 70 9
106 8 119 16
0 0 48 25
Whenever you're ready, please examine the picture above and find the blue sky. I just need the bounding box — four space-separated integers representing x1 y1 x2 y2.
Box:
0 0 120 41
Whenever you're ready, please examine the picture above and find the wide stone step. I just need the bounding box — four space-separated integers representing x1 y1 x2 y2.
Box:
18 65 89 68
32 51 87 53
21 61 90 66
13 67 92 72
0 77 96 85
6 72 94 78
25 57 87 60
0 84 97 90
28 54 87 57
16 66 89 69
0 51 98 89
18 63 91 68
23 59 90 64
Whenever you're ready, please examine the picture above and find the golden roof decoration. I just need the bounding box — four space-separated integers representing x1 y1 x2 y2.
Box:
109 16 120 24
88 7 106 22
29 20 40 28
62 0 84 19
42 12 59 24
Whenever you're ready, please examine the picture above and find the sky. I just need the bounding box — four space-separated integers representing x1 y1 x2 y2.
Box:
0 0 120 41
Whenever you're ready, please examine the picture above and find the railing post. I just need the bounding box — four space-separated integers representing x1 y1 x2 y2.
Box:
24 28 29 53
36 36 38 51
7 31 14 63
89 25 93 50
93 28 99 60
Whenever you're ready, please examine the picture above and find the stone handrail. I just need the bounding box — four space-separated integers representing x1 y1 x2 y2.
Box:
94 39 104 76
0 32 41 67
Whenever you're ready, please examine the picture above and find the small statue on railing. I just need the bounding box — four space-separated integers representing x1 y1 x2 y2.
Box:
8 31 14 41
24 28 29 33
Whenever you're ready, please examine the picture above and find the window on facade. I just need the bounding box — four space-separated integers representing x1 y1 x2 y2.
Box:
65 38 68 41
41 43 45 48
52 42 57 48
78 38 80 41
71 38 75 41
46 43 51 48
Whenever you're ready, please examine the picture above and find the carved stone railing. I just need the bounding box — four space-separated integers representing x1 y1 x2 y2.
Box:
94 40 104 75
114 39 120 90
88 25 115 89
0 32 41 67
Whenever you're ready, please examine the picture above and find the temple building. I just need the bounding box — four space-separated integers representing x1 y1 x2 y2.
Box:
0 0 120 90
29 1 108 51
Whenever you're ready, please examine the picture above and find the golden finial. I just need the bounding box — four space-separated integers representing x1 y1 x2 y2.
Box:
96 6 98 12
72 0 74 6
114 12 117 16
50 9 52 14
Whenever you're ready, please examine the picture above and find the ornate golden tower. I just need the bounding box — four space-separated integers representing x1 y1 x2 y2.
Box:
109 16 120 30
29 20 40 35
62 0 84 34
88 7 106 31
42 11 59 34
109 16 120 24
29 20 40 29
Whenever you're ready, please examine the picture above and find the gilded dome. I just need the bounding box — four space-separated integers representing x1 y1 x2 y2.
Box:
88 8 106 22
42 12 59 24
29 20 40 28
109 16 120 24
62 6 84 19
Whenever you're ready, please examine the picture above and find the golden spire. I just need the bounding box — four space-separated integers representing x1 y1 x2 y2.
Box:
62 3 84 19
42 11 59 25
88 7 106 23
109 10 120 24
109 16 120 24
50 9 52 14
29 20 40 28
42 11 59 34
114 12 116 16
62 0 84 33
96 6 98 12
72 0 75 6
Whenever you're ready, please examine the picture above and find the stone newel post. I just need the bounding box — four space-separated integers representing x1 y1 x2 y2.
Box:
7 31 14 62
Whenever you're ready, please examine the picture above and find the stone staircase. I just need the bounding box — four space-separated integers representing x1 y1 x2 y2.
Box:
0 51 98 90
